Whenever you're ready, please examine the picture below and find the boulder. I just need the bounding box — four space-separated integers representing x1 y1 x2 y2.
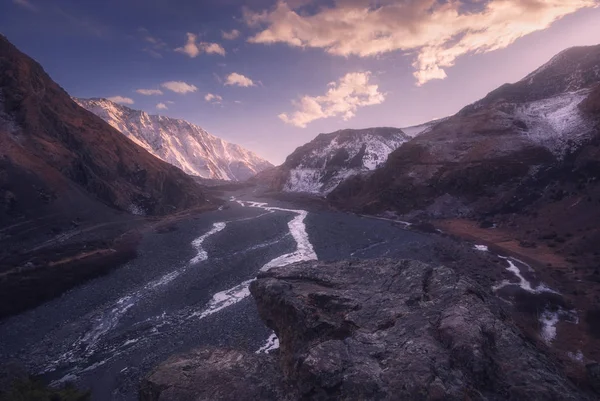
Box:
141 259 591 400
251 259 589 400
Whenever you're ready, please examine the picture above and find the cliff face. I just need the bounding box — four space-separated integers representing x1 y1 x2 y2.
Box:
76 98 273 181
141 259 593 401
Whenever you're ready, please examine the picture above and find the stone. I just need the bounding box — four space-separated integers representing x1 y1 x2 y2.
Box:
250 259 590 400
139 348 289 401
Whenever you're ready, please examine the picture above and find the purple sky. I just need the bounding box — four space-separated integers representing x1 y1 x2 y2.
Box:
3 0 600 164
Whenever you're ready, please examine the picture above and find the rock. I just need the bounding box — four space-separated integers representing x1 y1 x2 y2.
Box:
139 348 290 401
587 363 600 394
0 361 27 394
250 259 590 400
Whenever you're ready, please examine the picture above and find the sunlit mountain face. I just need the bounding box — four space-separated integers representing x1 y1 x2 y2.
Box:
3 0 600 164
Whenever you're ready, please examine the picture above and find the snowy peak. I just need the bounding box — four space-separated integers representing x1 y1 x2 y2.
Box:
75 98 273 181
281 127 409 194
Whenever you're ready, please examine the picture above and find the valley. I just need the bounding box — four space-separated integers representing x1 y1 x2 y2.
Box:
1 11 600 400
0 187 596 399
0 191 445 400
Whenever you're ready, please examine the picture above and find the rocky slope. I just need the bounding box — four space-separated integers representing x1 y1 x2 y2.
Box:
0 35 208 223
141 259 594 400
0 35 210 318
329 44 600 217
256 127 410 195
75 98 273 181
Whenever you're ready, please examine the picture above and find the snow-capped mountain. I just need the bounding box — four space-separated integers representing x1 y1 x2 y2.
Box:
329 44 600 219
258 127 410 194
75 98 273 181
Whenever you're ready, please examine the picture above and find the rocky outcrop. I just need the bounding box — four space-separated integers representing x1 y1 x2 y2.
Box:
140 348 289 401
142 259 591 400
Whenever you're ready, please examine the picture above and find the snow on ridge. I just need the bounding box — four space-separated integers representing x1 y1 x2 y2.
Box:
283 129 409 194
514 89 594 158
74 98 272 181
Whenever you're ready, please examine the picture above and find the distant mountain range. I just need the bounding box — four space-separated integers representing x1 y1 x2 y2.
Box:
75 98 273 181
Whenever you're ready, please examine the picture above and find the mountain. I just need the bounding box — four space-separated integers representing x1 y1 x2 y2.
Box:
330 44 600 217
256 127 410 194
0 35 208 225
0 35 211 316
75 98 273 181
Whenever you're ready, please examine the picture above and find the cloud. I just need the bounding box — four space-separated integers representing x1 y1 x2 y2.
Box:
175 33 226 57
136 89 163 96
245 0 598 85
225 72 255 87
107 96 135 105
139 28 168 58
222 29 241 40
205 93 223 103
279 71 384 128
161 81 198 94
156 103 168 110
13 0 38 12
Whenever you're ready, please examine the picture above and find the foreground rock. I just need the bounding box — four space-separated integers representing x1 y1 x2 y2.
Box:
251 259 589 400
142 259 592 400
140 348 289 401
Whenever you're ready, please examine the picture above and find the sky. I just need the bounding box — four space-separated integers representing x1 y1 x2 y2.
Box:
2 0 600 164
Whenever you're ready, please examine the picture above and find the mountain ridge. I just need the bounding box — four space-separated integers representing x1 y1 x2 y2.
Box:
255 126 410 194
75 97 273 181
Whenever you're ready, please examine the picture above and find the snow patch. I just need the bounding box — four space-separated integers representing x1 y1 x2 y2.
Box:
493 257 559 294
567 350 584 363
540 309 560 343
515 89 593 157
190 222 227 264
128 204 146 216
474 245 489 252
256 333 279 354
538 308 577 344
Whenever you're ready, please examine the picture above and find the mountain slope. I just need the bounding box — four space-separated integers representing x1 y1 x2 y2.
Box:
76 98 273 181
0 35 215 316
330 44 600 216
257 127 409 194
0 36 207 222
